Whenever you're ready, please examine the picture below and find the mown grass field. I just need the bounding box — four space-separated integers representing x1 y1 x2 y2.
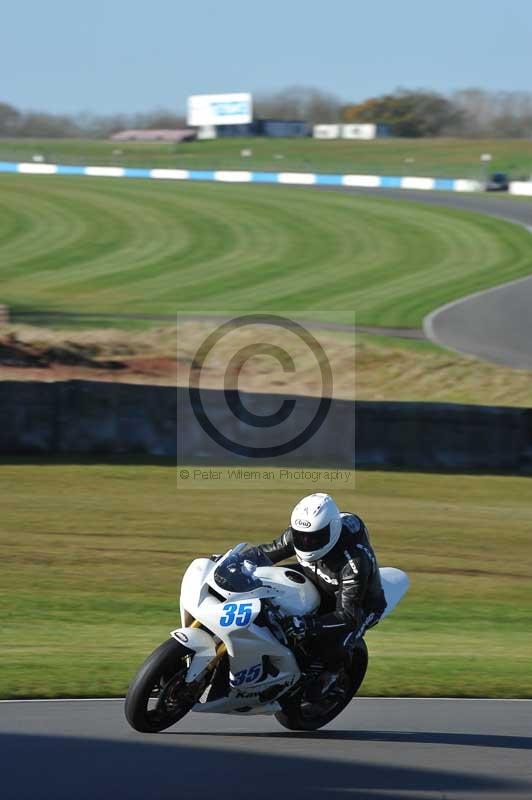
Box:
2 136 532 179
1 175 531 329
0 460 530 699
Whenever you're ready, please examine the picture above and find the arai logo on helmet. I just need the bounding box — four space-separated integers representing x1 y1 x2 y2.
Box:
294 519 311 528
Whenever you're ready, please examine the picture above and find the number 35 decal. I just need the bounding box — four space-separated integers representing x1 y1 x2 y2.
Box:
220 602 254 627
230 663 261 687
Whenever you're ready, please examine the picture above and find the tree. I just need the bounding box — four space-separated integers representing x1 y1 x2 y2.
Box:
254 86 342 123
75 112 132 138
0 102 21 136
134 108 186 129
451 89 532 138
16 112 81 138
342 89 463 137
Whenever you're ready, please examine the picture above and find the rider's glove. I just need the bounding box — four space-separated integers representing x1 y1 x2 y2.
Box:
282 614 318 643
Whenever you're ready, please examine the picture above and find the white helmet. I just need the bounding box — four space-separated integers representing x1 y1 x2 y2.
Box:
290 493 342 562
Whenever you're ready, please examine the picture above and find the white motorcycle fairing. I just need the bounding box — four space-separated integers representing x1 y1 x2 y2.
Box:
169 626 216 683
176 554 321 715
380 567 410 620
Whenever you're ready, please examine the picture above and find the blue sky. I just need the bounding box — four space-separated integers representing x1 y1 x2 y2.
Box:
3 0 532 114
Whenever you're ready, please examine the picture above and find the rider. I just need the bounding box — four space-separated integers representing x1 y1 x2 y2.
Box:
258 492 386 683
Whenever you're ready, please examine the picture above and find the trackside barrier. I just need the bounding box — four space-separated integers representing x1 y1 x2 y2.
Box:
509 181 532 197
0 161 484 192
0 380 530 473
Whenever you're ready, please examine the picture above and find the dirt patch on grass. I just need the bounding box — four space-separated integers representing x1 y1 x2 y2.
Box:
1 323 532 407
0 332 126 370
0 327 178 386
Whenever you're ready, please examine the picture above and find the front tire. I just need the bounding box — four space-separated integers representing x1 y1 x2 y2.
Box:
125 638 199 733
275 639 368 731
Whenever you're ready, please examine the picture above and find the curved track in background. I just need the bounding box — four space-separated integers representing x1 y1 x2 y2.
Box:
334 188 532 368
7 178 532 369
1 697 531 799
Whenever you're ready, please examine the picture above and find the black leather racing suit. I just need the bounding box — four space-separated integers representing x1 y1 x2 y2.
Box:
259 513 386 664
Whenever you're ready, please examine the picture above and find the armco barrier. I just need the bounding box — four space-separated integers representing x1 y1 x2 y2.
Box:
0 161 483 193
1 380 531 473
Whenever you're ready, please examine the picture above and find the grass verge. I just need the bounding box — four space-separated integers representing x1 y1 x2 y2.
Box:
1 460 530 698
2 136 532 179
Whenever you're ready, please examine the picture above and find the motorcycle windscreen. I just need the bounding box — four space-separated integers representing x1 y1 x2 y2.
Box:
214 544 272 594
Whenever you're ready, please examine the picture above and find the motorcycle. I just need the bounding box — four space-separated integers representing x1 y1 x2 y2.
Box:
125 542 409 732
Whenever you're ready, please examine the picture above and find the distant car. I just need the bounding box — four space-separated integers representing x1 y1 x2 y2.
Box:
485 172 509 192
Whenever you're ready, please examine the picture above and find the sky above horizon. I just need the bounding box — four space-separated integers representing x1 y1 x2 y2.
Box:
3 0 532 115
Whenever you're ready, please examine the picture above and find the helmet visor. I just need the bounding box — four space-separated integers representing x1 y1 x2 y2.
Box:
291 523 331 554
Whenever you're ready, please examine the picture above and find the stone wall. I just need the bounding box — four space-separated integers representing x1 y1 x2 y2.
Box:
1 380 531 473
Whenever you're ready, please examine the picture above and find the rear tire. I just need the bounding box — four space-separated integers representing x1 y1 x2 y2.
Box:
125 638 199 733
275 640 368 731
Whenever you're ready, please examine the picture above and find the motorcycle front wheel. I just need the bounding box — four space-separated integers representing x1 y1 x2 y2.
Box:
125 638 200 733
275 639 368 731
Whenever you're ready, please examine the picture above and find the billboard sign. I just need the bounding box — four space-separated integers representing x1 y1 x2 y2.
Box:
187 93 253 127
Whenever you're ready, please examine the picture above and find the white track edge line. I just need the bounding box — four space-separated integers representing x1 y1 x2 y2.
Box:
0 696 530 703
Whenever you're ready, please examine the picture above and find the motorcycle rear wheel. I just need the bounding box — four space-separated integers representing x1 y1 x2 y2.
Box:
125 638 199 733
275 639 368 731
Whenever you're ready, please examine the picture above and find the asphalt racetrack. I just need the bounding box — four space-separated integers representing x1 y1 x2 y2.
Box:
2 697 531 799
340 188 532 368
